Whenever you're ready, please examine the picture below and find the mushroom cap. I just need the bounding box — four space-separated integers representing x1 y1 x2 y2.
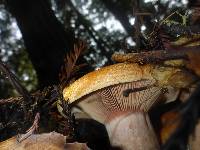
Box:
63 63 154 103
63 62 195 104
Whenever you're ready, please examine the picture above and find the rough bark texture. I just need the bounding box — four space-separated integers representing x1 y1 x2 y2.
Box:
5 0 75 88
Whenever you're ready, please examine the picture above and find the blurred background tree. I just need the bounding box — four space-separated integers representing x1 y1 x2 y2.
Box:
0 0 195 98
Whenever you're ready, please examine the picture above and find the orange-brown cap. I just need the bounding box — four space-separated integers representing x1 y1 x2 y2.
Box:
63 63 154 103
63 62 195 104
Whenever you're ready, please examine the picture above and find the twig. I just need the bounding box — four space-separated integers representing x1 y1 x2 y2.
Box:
0 60 31 100
0 96 23 104
61 98 75 140
17 113 40 142
135 12 152 16
133 0 141 52
0 60 31 116
112 49 189 64
159 11 178 26
123 85 154 97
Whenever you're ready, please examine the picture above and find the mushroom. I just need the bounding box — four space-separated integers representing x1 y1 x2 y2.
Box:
63 62 196 150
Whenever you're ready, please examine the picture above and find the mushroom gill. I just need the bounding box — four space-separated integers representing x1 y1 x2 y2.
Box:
73 79 162 150
97 79 161 112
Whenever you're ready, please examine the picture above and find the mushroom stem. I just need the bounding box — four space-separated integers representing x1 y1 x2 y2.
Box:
105 112 159 150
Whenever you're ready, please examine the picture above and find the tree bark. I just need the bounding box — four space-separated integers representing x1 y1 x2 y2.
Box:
5 0 75 88
100 0 133 35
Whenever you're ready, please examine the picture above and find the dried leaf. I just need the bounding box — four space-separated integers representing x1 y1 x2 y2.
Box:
0 132 89 150
160 111 180 144
189 121 200 150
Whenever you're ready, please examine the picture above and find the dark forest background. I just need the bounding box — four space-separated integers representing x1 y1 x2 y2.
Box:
1 0 200 149
0 0 196 98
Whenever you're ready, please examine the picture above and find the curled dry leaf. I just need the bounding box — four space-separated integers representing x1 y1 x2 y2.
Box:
160 111 180 144
0 132 89 150
189 120 200 150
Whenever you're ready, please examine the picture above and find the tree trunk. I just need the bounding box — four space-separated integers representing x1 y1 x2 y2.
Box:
100 0 133 35
5 0 75 88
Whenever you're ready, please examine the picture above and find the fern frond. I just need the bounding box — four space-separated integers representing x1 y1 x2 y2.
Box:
59 41 87 88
